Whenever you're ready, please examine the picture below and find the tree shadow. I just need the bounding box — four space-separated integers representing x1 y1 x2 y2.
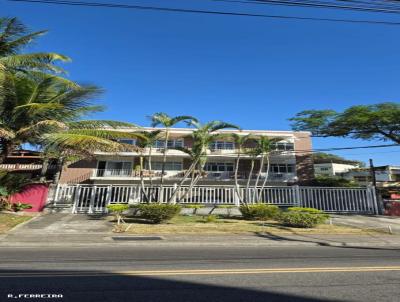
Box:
0 268 340 302
255 231 400 251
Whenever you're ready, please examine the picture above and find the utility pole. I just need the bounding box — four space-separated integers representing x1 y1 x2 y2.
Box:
369 158 377 188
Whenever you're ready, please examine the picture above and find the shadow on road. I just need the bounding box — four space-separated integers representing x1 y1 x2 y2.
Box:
0 268 339 302
255 232 400 251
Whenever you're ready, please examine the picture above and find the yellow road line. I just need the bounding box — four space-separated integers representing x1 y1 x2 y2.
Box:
2 266 400 278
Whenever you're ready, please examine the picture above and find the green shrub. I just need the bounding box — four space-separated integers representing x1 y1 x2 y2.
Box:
138 204 181 224
278 211 328 228
107 204 130 225
11 202 32 212
287 207 330 222
203 214 217 223
239 204 280 220
107 204 130 213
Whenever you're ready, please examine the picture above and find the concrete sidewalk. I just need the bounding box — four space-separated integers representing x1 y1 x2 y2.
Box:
331 215 400 234
1 212 400 248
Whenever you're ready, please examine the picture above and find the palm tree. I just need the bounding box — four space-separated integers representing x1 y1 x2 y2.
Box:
230 133 252 204
0 71 145 177
169 120 239 203
135 130 162 203
253 136 283 202
150 113 198 199
0 17 70 75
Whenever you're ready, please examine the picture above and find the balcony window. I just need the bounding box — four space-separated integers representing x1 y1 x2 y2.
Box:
117 139 136 145
153 140 183 149
148 161 183 171
268 164 295 173
209 141 235 150
205 162 234 172
272 142 294 151
103 161 132 176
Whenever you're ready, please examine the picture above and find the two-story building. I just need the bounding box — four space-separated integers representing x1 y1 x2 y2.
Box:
57 127 314 186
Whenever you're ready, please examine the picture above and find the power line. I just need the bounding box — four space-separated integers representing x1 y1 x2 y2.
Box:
8 0 400 25
212 0 400 14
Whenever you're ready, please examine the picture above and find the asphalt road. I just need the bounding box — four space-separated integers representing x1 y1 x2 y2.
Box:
1 245 400 302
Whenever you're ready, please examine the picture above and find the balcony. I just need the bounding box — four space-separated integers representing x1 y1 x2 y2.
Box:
91 169 296 182
0 164 57 171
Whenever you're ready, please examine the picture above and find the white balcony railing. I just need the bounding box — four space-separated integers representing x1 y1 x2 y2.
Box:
0 164 57 171
91 169 296 182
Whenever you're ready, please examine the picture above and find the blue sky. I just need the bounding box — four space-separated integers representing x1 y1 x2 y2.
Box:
4 0 400 166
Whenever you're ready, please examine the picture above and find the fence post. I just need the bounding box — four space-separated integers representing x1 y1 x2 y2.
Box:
71 185 81 214
294 185 301 207
234 186 240 207
171 184 177 204
53 184 61 205
367 185 379 215
88 186 97 214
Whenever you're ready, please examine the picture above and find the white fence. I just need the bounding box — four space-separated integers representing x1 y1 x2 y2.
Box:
52 184 378 214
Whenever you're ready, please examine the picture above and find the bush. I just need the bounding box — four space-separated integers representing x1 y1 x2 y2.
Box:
203 214 217 223
12 202 32 212
278 211 328 228
287 207 330 222
239 204 280 220
107 204 130 225
138 204 181 224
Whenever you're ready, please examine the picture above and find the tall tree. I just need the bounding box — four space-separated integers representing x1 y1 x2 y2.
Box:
290 102 400 144
150 113 197 196
168 120 239 203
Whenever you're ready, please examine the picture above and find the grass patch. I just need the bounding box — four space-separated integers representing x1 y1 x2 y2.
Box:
120 215 378 235
0 213 32 234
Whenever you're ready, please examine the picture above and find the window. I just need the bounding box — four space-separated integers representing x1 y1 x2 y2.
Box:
117 139 136 145
268 164 296 173
205 162 234 172
209 141 235 150
153 140 183 148
104 161 132 176
320 167 330 171
148 161 182 171
272 142 294 151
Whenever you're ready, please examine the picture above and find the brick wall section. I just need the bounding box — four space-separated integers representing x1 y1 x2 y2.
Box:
58 159 97 184
294 132 314 183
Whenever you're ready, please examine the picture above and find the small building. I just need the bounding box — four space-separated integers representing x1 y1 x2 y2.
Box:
341 165 400 187
314 162 360 177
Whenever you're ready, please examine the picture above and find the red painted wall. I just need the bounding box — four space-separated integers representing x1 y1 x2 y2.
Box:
10 184 49 212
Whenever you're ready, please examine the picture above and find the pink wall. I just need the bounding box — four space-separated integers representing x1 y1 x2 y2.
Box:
10 184 49 212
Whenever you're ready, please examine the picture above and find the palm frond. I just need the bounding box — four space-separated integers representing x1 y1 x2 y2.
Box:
16 120 67 138
0 53 71 73
43 133 131 155
0 127 15 139
68 120 139 129
65 129 147 141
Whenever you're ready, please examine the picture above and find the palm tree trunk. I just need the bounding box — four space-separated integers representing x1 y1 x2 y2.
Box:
139 155 149 203
234 150 243 204
39 157 49 181
245 159 255 204
148 146 154 202
258 154 270 202
159 129 169 202
0 141 13 164
53 156 65 183
254 155 265 201
167 158 199 203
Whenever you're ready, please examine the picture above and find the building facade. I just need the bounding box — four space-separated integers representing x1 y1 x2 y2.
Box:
58 128 314 186
314 162 360 177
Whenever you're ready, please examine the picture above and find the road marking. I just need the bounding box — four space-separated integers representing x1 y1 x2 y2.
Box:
2 266 400 278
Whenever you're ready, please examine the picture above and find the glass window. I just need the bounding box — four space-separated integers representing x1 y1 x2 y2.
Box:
268 164 295 173
209 141 235 150
205 162 234 172
117 139 136 145
147 161 182 171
